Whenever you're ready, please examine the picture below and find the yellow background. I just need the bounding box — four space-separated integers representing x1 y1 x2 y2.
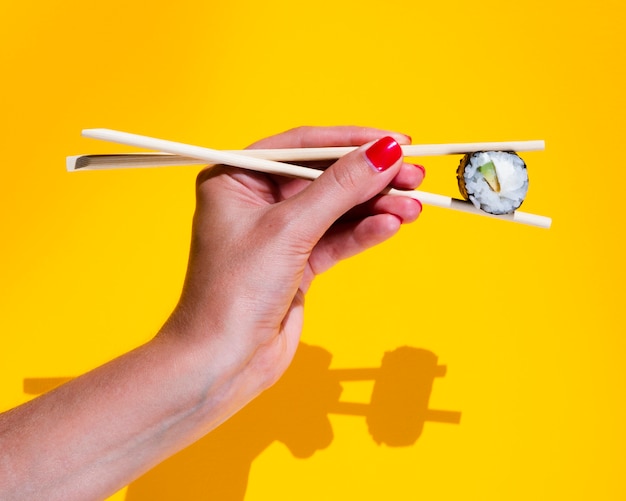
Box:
1 0 624 499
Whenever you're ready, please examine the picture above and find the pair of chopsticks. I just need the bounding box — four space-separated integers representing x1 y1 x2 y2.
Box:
68 129 551 228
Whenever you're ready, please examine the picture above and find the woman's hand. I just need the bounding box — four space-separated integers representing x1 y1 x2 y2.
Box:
164 126 425 407
0 126 425 501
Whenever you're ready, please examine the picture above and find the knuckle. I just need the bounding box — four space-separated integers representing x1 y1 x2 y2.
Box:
288 125 314 146
330 161 364 193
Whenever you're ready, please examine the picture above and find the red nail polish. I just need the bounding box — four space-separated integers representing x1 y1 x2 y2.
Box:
414 198 423 213
365 136 402 172
413 164 426 177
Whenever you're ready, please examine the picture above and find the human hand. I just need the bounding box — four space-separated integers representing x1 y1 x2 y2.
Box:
0 127 425 501
163 126 425 416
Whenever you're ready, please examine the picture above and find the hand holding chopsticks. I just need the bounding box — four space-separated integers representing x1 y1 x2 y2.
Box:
69 128 551 228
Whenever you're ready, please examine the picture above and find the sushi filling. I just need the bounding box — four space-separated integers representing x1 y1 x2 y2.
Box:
478 161 501 192
458 151 528 215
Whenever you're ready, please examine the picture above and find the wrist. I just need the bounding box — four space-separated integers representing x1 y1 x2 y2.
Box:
153 311 264 427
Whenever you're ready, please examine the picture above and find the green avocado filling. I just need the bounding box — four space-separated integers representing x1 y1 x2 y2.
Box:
479 160 500 192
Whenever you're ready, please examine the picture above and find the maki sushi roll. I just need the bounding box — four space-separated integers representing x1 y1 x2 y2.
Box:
457 151 529 215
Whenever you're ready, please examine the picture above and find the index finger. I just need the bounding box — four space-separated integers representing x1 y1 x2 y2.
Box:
246 126 412 150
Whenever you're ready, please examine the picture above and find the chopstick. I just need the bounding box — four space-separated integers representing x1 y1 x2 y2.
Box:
71 128 551 228
67 136 546 170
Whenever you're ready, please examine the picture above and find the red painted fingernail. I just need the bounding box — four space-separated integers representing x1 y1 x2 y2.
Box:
365 136 402 172
413 164 426 178
415 198 423 213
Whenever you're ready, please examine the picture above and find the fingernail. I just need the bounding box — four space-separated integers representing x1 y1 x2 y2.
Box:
365 136 402 172
414 198 423 213
413 164 426 178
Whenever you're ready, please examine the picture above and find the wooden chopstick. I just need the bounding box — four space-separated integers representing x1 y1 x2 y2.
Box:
67 137 545 171
70 128 551 228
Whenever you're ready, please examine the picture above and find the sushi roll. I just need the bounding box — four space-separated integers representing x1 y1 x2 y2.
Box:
456 151 529 215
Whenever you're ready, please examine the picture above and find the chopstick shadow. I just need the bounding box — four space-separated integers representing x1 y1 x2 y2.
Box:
23 344 460 501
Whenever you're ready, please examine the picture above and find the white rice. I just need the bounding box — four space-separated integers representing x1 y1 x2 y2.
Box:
461 151 528 215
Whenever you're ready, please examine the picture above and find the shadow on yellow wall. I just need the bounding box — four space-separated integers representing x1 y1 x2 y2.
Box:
24 344 460 500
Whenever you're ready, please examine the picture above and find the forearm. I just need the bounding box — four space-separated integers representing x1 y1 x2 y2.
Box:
0 331 234 501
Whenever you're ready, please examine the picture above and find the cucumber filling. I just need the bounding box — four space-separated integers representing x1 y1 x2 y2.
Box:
478 160 500 192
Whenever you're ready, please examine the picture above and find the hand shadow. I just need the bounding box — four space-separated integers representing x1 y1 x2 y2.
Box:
126 343 340 500
23 344 460 500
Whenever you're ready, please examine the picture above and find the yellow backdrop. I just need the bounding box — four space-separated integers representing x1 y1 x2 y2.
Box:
1 0 624 499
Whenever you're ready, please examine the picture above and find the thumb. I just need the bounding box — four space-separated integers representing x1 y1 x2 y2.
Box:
282 136 404 241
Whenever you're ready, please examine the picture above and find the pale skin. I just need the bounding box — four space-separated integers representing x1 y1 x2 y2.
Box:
0 126 424 500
